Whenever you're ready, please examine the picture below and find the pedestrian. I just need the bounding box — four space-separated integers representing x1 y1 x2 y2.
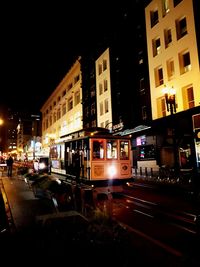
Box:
6 154 14 177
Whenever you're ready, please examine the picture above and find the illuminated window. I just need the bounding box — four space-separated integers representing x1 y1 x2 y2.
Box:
152 37 161 57
157 97 166 117
107 140 117 159
162 0 170 16
179 50 191 74
182 85 195 109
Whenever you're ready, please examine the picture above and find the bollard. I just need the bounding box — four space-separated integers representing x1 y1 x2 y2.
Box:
135 167 137 176
140 167 142 176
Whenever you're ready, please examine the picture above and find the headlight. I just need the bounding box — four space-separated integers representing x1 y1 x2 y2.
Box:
39 162 46 169
108 165 117 177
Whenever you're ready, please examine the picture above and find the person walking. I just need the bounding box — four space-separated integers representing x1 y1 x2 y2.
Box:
6 154 14 177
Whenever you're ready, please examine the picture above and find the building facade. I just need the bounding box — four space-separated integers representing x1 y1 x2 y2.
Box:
145 0 200 178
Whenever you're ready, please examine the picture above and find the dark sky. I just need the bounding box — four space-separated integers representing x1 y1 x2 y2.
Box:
1 1 124 113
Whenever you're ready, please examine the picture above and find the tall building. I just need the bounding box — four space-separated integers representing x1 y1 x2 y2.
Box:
145 0 200 174
40 58 83 163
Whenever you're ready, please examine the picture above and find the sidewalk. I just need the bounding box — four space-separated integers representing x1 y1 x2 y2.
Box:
1 175 56 231
0 174 57 261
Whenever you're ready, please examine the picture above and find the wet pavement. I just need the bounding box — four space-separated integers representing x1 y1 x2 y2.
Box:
0 173 199 266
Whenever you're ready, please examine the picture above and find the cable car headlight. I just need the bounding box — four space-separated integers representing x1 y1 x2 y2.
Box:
108 165 117 177
39 162 46 170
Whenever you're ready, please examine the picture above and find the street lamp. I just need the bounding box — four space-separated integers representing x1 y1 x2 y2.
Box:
162 86 176 115
162 86 179 176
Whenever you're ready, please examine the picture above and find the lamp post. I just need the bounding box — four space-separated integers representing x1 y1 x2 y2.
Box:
162 86 179 176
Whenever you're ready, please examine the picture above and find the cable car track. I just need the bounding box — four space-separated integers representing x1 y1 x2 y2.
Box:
98 190 200 261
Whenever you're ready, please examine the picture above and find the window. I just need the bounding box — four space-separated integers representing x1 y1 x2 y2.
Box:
100 102 103 116
62 89 66 97
57 108 61 120
104 79 108 92
150 9 159 28
90 88 95 97
92 140 104 159
167 59 175 80
173 0 183 7
99 83 103 95
154 66 164 87
91 120 96 127
68 83 73 91
74 91 80 105
49 115 52 126
91 103 95 115
152 37 161 57
85 107 89 117
187 87 194 108
53 112 56 123
157 97 166 117
179 50 191 74
74 74 80 84
176 17 187 40
46 119 48 129
103 60 107 71
98 64 102 75
164 28 172 48
161 98 166 117
62 103 66 116
142 106 147 120
182 85 195 109
107 140 117 159
68 98 73 111
120 141 129 160
162 0 170 16
104 99 109 113
139 78 145 94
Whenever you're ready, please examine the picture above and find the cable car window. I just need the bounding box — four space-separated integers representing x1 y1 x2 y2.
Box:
92 140 104 159
120 141 129 160
106 140 117 159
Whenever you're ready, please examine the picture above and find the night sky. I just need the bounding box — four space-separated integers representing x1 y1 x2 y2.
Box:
1 1 125 113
